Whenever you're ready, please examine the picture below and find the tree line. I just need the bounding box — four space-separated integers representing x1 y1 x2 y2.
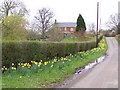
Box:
0 0 54 40
0 0 119 41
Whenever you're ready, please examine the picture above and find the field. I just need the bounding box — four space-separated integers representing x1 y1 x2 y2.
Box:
62 34 95 42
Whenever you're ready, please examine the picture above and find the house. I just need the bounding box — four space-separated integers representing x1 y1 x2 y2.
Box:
54 20 76 33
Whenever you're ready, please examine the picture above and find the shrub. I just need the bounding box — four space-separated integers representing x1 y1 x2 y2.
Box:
2 36 102 66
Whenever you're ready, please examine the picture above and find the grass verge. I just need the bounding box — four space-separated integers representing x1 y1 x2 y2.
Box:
116 35 120 44
2 37 108 88
62 37 95 42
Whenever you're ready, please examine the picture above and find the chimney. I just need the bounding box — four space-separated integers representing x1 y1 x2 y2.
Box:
55 19 57 24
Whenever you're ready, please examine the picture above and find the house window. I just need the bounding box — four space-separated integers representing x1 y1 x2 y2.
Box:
70 28 74 31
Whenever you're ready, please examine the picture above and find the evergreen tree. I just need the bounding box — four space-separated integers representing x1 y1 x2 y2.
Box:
76 14 86 32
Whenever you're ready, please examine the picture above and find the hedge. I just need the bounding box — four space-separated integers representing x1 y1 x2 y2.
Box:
2 36 103 66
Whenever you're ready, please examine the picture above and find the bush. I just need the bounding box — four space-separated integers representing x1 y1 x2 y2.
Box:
2 36 102 66
101 30 116 37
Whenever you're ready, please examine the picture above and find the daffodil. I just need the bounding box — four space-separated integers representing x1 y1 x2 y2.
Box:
28 66 30 68
12 67 16 70
24 63 27 67
21 63 23 65
61 57 64 61
44 62 48 65
12 67 14 70
28 64 31 67
3 66 5 68
34 62 38 65
14 68 16 70
38 62 42 65
51 64 53 68
19 76 22 79
5 68 7 70
70 54 72 56
40 60 42 62
63 58 67 61
27 63 29 66
52 61 54 64
31 61 34 63
38 64 40 67
12 63 14 66
2 68 4 71
53 59 57 62
18 63 20 66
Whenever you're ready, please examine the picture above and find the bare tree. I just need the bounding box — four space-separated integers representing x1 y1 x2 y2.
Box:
34 8 53 39
88 22 95 33
46 24 64 41
0 12 4 22
0 0 28 17
106 13 119 30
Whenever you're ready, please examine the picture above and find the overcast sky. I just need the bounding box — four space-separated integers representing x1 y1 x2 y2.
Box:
1 0 119 30
21 0 119 30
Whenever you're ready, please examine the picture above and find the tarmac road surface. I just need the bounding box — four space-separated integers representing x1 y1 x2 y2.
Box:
62 37 118 88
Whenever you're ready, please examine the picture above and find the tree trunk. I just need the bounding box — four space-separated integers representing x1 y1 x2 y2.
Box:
75 30 85 38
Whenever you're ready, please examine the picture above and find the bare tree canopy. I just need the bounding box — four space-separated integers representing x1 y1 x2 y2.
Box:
46 24 64 41
0 0 28 18
34 8 53 39
88 22 95 33
106 13 119 30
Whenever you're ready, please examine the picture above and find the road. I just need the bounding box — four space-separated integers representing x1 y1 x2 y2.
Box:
62 37 118 88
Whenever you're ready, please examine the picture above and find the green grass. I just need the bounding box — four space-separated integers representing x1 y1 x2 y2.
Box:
117 37 120 44
62 36 95 42
2 37 108 88
117 38 120 44
62 34 96 42
116 34 120 44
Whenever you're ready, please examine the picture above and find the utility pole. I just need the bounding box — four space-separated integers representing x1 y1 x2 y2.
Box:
99 18 101 33
96 2 99 47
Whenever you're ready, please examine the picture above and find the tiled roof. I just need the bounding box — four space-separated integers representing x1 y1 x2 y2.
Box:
56 22 76 27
